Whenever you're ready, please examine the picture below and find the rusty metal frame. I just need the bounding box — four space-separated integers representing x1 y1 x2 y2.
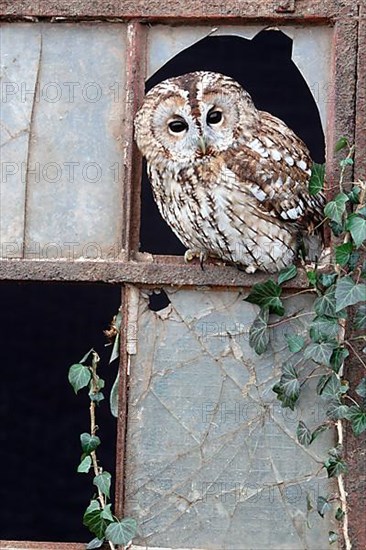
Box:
0 2 364 550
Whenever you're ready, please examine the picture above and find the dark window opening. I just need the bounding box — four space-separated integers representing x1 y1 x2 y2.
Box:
148 289 171 312
140 30 325 255
0 282 120 542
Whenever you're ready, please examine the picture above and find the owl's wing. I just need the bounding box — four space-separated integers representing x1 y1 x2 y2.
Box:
224 111 325 232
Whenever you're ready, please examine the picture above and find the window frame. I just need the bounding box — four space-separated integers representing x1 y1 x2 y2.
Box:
0 1 364 548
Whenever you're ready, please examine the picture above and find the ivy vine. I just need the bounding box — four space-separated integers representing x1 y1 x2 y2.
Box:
246 137 365 546
68 311 136 550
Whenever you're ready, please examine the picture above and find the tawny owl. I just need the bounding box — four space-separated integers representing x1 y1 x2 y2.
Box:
134 71 324 273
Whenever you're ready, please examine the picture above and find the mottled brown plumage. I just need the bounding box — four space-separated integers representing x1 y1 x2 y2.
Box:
134 71 324 273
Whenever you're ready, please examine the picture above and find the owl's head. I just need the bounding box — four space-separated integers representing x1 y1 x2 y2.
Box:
134 71 259 166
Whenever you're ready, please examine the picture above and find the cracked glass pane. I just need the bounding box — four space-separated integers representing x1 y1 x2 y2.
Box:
0 23 126 259
125 288 339 549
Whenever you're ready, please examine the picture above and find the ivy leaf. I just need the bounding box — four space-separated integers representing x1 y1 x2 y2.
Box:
304 342 337 366
297 421 312 446
245 280 284 316
330 347 349 373
77 455 92 474
80 433 101 454
324 193 349 225
285 333 305 353
329 220 344 237
278 265 297 285
346 214 366 248
326 400 350 420
307 270 317 286
110 372 120 419
317 496 331 517
345 406 366 436
321 375 342 399
83 500 110 539
329 532 339 544
249 307 270 355
105 518 137 545
101 504 114 522
356 378 366 398
335 242 353 267
314 286 338 318
335 507 345 521
89 391 105 403
324 456 348 478
335 136 348 152
68 363 91 394
93 472 111 499
348 186 360 204
318 273 337 289
335 276 366 311
311 423 329 441
348 251 360 271
86 538 105 550
340 157 354 168
273 364 300 410
309 316 339 343
309 163 325 195
354 304 366 330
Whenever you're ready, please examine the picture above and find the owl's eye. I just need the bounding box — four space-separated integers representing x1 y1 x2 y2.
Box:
168 118 188 134
207 109 223 125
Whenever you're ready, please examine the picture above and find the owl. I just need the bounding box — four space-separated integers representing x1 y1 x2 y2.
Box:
134 71 325 273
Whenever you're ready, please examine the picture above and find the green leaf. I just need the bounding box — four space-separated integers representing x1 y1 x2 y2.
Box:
340 157 354 168
110 372 119 418
346 214 366 248
83 500 110 539
285 333 305 353
345 406 366 436
349 251 360 271
329 531 339 544
77 455 92 473
68 363 91 394
80 433 101 454
330 347 349 373
318 273 337 289
273 363 300 410
314 286 338 317
321 375 342 399
105 518 137 545
311 424 329 442
86 538 105 549
335 242 353 267
245 280 284 316
307 270 317 286
356 378 366 398
89 391 105 403
329 220 344 237
249 307 270 355
317 496 331 518
101 504 114 522
310 316 339 343
297 421 312 447
324 456 348 478
354 304 366 330
309 163 325 195
348 186 360 204
326 400 350 420
335 276 366 311
278 265 297 285
335 507 345 521
324 193 349 225
94 471 111 498
335 136 348 152
304 342 337 366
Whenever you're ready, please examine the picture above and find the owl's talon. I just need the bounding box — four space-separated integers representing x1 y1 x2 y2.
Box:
184 249 208 269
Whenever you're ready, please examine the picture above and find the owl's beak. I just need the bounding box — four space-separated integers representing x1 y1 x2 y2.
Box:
197 136 207 155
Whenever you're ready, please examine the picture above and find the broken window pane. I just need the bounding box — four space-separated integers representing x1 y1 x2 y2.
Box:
0 23 126 260
125 288 339 549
